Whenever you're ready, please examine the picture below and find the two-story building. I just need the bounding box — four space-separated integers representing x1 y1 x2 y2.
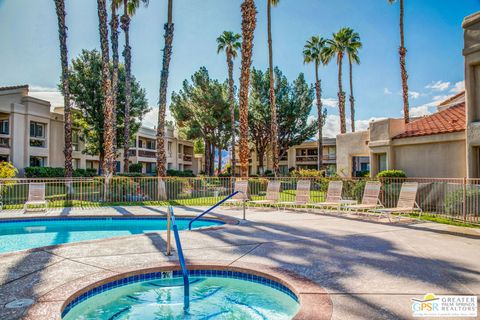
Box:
0 85 197 175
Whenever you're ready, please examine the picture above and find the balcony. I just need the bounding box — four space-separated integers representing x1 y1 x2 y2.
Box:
138 149 156 158
296 155 336 163
0 137 9 148
183 154 193 162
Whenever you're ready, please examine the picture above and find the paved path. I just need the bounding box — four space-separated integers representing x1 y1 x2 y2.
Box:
1 206 479 319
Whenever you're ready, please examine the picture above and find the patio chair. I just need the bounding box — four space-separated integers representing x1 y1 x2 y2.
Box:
248 180 281 209
224 180 249 208
369 182 421 221
344 181 383 214
24 183 48 212
277 180 311 211
311 180 343 213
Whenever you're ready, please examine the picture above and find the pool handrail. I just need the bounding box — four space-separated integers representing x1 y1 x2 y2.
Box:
188 191 242 230
169 206 190 312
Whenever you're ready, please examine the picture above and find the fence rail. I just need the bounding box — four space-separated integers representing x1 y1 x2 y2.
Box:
0 176 478 224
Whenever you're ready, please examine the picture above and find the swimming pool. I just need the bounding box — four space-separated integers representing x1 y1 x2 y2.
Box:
0 217 223 254
62 269 300 320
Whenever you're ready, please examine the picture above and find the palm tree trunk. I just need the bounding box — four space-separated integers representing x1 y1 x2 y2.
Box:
110 1 119 173
218 146 222 173
399 0 410 123
205 139 210 175
267 0 279 177
315 62 324 170
226 51 236 177
210 143 215 176
348 56 355 132
121 0 132 172
54 0 73 179
239 0 257 177
97 0 115 179
337 53 346 134
156 0 174 178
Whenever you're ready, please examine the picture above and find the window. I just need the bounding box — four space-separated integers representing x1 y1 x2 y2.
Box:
30 156 46 167
0 119 9 135
0 155 8 162
146 140 155 150
138 140 144 148
378 153 387 172
146 162 156 173
72 131 79 151
167 142 172 157
73 159 80 169
30 122 46 147
0 138 9 148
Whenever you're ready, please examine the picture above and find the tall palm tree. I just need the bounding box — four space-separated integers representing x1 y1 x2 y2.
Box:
345 28 362 132
267 0 279 176
216 31 241 177
110 0 120 174
97 0 115 177
156 0 174 177
324 28 350 134
303 36 327 170
239 0 257 177
117 0 149 173
388 0 410 123
53 0 73 179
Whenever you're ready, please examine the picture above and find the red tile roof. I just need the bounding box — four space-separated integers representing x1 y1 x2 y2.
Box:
0 84 28 91
393 102 465 139
438 91 465 106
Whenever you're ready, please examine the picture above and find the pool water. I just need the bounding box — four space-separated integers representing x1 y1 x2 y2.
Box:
62 274 300 320
0 217 222 254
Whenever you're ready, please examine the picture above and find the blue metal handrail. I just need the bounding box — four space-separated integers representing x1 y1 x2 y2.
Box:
169 206 190 312
188 191 241 230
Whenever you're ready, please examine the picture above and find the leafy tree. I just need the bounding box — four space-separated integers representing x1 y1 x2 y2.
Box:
249 67 316 173
170 67 232 176
62 49 149 167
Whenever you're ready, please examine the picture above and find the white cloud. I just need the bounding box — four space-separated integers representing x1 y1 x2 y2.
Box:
450 80 465 94
425 80 450 92
141 107 173 129
384 88 392 95
320 97 338 108
409 105 431 117
409 91 421 99
320 114 385 138
29 85 65 109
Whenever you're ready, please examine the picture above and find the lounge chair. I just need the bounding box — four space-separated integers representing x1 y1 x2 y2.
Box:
224 180 249 207
369 182 421 221
311 180 343 213
277 180 311 211
344 181 383 214
248 180 281 208
24 183 48 212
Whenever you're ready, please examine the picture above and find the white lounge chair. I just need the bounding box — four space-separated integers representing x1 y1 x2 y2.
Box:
344 181 383 214
312 180 343 213
277 180 311 211
369 182 421 221
24 183 48 212
224 180 249 207
248 180 281 208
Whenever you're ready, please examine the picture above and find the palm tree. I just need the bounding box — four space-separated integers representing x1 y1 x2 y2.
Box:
388 0 410 123
117 0 149 173
97 0 115 177
239 0 257 177
110 1 120 174
53 0 73 179
303 36 327 170
267 0 279 176
216 31 241 177
324 28 351 134
345 28 362 132
156 0 174 177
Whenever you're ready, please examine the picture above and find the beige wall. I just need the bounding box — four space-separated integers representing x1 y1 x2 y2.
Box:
336 131 370 177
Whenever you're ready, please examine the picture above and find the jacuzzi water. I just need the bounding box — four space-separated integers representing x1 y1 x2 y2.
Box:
0 217 222 253
62 271 300 320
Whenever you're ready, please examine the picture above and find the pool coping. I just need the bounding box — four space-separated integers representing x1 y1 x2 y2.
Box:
0 214 238 258
23 261 333 320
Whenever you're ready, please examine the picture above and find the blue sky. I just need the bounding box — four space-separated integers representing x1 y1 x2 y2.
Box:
0 0 478 137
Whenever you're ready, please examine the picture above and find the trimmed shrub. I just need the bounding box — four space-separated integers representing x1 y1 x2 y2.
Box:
0 162 18 179
377 170 406 178
167 169 195 177
129 163 143 173
290 169 325 178
24 167 98 178
116 172 147 177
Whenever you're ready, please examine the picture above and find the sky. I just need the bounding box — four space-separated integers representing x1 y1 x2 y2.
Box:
0 0 478 137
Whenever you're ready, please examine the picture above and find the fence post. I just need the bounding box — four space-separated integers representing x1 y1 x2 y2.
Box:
166 206 172 256
463 177 467 222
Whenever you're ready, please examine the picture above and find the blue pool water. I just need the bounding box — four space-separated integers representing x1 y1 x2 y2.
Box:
62 270 300 320
0 217 222 254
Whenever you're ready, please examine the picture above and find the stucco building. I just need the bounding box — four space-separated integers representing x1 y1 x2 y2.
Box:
0 85 197 175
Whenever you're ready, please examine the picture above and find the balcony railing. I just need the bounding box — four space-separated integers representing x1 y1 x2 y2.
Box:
183 154 193 162
0 137 9 148
138 150 156 158
296 155 336 163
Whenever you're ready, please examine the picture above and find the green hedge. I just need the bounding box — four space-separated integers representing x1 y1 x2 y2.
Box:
129 163 143 173
24 167 97 178
167 169 195 177
377 170 406 178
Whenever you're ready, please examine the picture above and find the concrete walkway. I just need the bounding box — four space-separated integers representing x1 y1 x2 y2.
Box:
1 206 479 319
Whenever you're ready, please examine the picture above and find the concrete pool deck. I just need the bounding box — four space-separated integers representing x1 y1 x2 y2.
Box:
1 206 480 319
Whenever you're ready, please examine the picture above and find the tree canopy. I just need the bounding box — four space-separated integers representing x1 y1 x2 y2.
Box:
61 49 149 161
